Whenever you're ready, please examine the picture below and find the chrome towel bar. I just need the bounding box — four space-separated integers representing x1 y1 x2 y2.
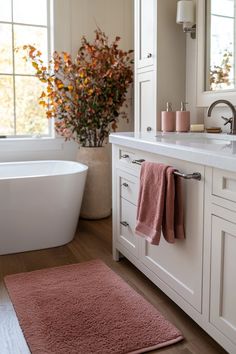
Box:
131 159 201 181
173 171 201 181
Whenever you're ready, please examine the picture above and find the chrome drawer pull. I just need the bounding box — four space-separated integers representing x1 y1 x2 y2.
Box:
132 159 145 165
120 221 129 227
121 154 129 159
122 183 129 188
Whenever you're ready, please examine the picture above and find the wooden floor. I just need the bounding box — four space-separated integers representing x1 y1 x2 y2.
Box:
0 217 227 354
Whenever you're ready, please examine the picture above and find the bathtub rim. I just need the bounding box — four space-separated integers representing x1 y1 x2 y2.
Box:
0 160 88 181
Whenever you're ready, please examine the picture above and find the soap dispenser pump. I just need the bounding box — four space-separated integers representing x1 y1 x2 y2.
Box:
161 102 176 132
176 101 190 132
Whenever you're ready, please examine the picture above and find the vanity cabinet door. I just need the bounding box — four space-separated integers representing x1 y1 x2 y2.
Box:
210 216 236 344
139 160 205 312
135 70 156 132
135 0 156 69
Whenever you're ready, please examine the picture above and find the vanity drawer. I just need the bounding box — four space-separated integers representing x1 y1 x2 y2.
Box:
212 168 236 205
119 170 139 206
118 148 145 173
118 198 138 256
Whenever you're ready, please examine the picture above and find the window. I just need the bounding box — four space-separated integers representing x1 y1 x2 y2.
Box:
0 0 53 137
207 0 235 91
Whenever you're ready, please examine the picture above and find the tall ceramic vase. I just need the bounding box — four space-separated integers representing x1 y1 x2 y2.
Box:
76 146 111 219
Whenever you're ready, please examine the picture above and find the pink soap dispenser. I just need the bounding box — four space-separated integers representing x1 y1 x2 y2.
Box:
176 102 190 132
161 102 176 132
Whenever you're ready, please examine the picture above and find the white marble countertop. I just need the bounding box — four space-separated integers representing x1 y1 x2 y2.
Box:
109 132 236 172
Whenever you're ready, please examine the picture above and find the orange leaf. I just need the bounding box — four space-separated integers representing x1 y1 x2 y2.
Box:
39 92 46 98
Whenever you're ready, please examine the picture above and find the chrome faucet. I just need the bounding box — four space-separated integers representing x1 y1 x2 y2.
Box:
207 99 236 135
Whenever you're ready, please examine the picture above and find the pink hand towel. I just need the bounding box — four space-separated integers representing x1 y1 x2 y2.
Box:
162 167 185 243
162 166 175 243
135 162 169 245
135 162 185 245
174 174 185 240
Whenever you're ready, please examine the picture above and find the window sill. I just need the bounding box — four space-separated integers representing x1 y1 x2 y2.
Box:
0 137 65 152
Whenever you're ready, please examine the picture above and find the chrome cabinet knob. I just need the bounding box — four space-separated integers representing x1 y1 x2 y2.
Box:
120 221 129 227
122 182 129 188
132 159 145 165
147 53 152 58
121 154 129 159
147 126 152 132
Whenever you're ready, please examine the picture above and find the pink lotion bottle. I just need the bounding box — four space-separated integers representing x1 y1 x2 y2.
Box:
176 102 190 132
161 102 175 132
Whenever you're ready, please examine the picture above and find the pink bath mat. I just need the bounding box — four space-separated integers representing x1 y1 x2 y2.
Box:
4 260 183 354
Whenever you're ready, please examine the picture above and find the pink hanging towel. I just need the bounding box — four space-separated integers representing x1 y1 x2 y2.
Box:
135 162 185 245
135 162 169 245
174 174 185 240
162 167 185 243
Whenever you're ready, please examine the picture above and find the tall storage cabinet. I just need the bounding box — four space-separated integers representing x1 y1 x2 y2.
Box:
134 0 186 132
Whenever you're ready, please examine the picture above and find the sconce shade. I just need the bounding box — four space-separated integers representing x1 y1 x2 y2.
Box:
176 0 195 25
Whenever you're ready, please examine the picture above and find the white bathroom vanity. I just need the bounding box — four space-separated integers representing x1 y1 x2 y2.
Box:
110 132 236 354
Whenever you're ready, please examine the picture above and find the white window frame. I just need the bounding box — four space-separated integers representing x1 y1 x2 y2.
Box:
0 0 54 139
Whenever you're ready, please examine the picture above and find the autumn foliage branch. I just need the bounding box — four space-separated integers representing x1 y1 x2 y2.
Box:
23 29 133 147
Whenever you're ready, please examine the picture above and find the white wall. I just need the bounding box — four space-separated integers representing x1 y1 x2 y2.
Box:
186 35 204 124
70 0 134 133
0 138 78 163
0 0 134 163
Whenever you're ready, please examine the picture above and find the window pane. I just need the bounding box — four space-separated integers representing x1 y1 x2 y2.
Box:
14 25 48 75
15 76 48 135
0 0 12 22
0 24 13 74
210 16 234 90
211 0 235 17
13 0 47 25
0 75 14 135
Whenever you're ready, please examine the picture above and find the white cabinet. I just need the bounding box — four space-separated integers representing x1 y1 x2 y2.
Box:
112 145 204 312
135 0 156 69
135 71 156 132
134 0 186 132
111 143 236 353
207 169 236 350
210 216 236 345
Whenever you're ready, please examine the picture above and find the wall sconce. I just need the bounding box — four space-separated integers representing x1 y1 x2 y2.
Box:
176 0 196 39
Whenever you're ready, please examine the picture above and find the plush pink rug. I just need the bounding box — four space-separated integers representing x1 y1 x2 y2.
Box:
4 260 183 354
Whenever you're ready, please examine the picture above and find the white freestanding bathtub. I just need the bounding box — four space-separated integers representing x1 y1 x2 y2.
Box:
0 160 88 255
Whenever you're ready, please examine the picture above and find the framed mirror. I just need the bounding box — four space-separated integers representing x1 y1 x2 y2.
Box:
197 0 236 106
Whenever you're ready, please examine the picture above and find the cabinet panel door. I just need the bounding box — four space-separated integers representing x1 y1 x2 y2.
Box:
210 216 236 344
139 159 204 312
135 71 156 132
135 0 156 69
